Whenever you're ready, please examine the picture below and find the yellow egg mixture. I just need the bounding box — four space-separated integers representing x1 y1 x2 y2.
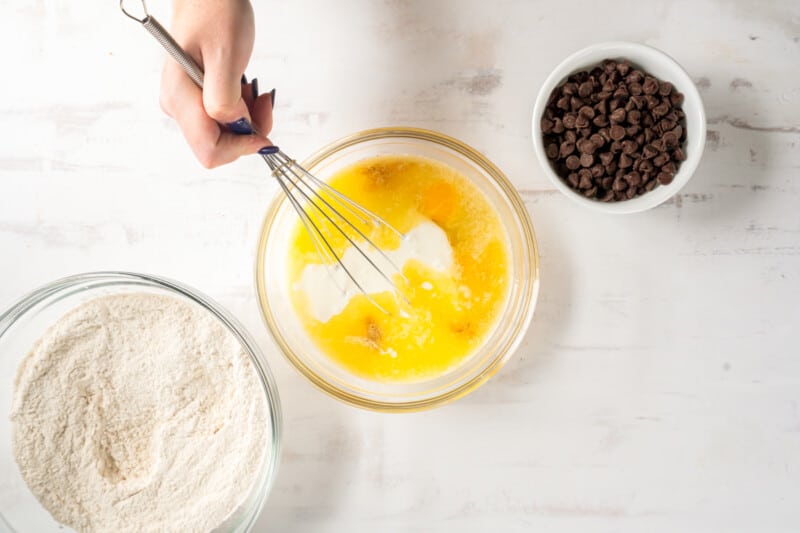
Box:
288 155 510 382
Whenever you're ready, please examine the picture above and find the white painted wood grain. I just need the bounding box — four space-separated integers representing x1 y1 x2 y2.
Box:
1 0 799 531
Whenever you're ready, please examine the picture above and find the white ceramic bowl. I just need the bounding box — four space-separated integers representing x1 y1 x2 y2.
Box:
532 42 706 214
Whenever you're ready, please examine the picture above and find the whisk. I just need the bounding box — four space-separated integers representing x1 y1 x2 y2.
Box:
121 0 408 312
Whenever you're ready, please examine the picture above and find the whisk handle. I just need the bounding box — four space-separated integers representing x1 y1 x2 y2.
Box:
121 0 204 87
141 15 205 89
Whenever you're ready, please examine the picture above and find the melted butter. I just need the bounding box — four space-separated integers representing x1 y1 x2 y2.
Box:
288 155 510 382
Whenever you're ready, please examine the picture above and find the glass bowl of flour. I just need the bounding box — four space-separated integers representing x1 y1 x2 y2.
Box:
0 272 282 533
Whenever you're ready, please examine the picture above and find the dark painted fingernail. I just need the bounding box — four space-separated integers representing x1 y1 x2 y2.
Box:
251 78 259 100
226 117 253 135
270 88 276 109
259 146 279 155
241 74 248 84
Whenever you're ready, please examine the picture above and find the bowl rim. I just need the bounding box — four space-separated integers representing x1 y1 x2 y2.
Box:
531 41 706 214
255 126 540 412
0 270 282 533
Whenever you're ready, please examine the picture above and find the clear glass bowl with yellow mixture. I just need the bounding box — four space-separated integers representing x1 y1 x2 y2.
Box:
256 128 539 411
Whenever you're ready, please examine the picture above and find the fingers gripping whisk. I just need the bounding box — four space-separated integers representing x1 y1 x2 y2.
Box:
259 148 409 312
121 1 408 312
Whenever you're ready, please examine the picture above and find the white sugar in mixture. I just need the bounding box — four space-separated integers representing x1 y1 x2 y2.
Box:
10 293 269 533
295 221 454 322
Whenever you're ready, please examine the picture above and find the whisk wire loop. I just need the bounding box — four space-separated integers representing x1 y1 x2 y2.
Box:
263 151 409 309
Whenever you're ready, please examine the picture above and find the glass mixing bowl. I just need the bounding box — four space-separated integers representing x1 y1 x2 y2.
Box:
255 127 539 411
0 272 282 533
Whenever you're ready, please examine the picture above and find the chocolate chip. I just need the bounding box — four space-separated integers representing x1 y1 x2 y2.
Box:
577 139 595 155
541 57 687 202
625 171 642 187
610 124 626 140
579 105 596 119
663 131 679 148
652 152 670 167
621 140 639 154
578 170 593 189
567 172 579 188
599 151 614 166
593 115 610 127
660 118 677 132
642 144 659 159
565 155 581 170
657 172 674 185
653 101 670 119
651 138 667 152
627 70 644 84
643 76 659 95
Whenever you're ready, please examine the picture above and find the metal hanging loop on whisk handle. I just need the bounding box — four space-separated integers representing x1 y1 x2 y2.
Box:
120 0 409 312
120 0 205 87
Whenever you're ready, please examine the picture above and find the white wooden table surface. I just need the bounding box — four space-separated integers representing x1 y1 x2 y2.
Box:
1 1 799 531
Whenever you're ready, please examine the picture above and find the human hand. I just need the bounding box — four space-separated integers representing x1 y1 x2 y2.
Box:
159 0 274 168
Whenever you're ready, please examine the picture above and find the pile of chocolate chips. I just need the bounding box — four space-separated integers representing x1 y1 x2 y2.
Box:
541 59 687 201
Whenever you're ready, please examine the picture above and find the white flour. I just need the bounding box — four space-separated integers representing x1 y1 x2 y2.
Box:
10 293 269 533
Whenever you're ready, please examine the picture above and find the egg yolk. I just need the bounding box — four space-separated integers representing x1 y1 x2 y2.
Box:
288 155 510 382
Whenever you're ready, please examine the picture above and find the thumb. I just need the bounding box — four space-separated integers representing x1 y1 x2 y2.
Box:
202 52 251 126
